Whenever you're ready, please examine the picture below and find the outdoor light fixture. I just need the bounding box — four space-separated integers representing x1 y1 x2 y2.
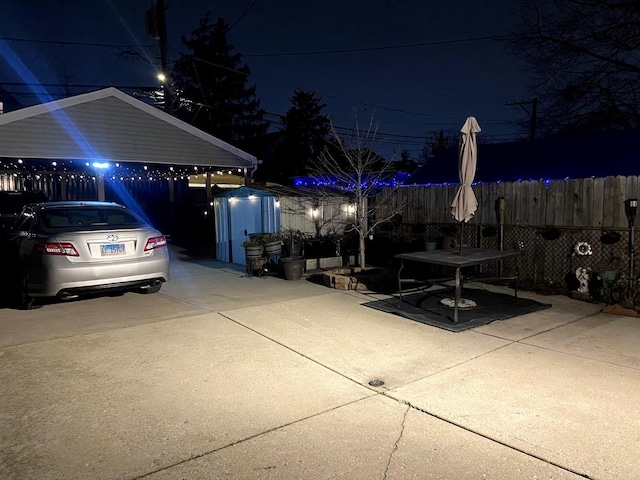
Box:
157 73 166 82
625 199 638 226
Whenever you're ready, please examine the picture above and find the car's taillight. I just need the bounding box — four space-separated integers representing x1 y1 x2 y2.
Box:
35 242 79 256
144 236 167 251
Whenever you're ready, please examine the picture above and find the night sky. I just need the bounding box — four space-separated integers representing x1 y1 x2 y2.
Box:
1 0 531 158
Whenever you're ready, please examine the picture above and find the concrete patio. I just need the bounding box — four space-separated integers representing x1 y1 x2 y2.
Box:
0 244 638 479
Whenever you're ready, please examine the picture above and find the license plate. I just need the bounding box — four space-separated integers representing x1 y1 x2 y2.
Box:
100 243 126 256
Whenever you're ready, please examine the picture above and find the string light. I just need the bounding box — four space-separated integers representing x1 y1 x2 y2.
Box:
0 158 241 181
294 172 410 189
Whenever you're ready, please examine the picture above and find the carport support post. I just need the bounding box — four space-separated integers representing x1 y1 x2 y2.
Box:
97 173 105 201
205 172 212 202
168 177 175 203
60 173 67 201
168 176 176 234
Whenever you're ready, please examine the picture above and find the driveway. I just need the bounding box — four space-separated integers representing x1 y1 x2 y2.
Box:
1 244 639 479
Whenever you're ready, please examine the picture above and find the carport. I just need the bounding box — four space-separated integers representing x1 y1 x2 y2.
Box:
0 87 257 236
0 88 258 200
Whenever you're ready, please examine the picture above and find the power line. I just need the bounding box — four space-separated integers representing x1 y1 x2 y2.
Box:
243 34 514 57
228 0 258 31
1 33 513 59
1 36 151 50
191 57 462 120
0 81 520 142
0 81 158 91
3 34 521 126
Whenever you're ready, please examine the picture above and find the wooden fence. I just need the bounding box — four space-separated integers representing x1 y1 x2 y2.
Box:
380 176 640 229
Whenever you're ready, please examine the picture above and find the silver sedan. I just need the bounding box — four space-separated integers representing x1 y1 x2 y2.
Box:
4 201 170 309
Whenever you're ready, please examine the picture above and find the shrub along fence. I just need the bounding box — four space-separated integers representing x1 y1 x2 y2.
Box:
370 176 639 290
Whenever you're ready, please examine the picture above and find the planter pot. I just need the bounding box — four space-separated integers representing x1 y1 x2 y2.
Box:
281 257 305 280
244 245 263 259
263 241 282 255
599 269 618 282
425 241 437 251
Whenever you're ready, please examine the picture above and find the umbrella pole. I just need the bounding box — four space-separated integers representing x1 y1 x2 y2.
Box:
459 221 464 254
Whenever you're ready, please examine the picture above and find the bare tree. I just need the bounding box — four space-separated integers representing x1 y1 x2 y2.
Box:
510 0 640 134
312 112 404 269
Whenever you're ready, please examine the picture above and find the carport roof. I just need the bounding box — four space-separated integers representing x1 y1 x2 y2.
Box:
0 88 257 170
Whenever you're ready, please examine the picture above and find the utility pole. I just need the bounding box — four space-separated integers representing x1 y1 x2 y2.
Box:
146 0 174 114
506 98 537 141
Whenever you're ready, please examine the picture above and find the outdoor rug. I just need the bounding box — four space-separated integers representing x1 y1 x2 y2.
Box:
363 287 551 332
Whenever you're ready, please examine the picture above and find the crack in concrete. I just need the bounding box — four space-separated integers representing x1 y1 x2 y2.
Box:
388 397 593 479
382 404 410 480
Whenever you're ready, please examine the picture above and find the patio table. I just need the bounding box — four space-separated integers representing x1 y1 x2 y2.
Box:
395 248 520 323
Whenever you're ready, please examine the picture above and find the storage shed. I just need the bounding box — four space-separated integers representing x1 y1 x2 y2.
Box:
213 187 280 265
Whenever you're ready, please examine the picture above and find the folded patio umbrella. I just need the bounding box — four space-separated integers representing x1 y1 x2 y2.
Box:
451 116 481 252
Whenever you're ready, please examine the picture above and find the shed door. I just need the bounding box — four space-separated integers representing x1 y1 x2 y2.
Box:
229 197 263 265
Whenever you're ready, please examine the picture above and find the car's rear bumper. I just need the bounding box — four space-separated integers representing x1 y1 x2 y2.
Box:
27 251 170 297
56 278 165 299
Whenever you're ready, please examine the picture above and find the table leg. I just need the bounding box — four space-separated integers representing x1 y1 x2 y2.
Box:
454 267 461 323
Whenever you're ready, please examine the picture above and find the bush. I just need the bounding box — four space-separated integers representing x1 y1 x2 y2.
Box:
241 238 263 247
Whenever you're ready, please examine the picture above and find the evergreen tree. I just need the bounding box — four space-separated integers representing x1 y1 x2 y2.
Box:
172 13 268 153
271 90 330 184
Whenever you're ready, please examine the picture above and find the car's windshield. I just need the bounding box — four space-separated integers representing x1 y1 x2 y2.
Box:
41 207 143 229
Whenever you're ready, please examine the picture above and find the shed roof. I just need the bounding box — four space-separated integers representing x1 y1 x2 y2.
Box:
0 88 257 170
215 186 278 199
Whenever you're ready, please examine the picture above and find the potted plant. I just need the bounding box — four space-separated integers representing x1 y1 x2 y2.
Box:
280 228 306 280
596 257 621 283
261 233 282 255
411 223 436 251
241 238 264 259
601 269 640 317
